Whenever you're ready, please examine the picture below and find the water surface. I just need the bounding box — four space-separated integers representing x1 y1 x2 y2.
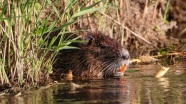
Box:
0 64 186 104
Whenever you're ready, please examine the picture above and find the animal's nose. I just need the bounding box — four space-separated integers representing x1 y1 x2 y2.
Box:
121 54 130 60
121 48 130 60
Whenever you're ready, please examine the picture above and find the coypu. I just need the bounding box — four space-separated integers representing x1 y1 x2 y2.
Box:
51 31 130 78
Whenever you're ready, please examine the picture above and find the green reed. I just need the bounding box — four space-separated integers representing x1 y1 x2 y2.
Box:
164 0 171 23
0 0 104 87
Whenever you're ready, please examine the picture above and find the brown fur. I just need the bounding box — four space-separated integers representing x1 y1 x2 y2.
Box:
52 31 130 78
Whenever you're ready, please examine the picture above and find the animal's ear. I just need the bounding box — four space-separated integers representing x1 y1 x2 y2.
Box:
83 35 94 45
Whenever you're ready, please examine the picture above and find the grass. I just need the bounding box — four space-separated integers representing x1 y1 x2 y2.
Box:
0 0 105 88
163 0 171 23
0 0 52 86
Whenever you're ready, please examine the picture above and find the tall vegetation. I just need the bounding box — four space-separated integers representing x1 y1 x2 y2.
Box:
0 0 104 88
0 0 53 87
0 0 173 89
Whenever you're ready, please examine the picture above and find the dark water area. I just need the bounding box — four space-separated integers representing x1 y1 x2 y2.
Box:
1 64 186 104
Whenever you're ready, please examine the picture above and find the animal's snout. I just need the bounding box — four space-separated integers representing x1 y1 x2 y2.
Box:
120 48 130 60
121 54 130 60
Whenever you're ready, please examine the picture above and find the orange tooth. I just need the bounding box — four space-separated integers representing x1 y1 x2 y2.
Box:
118 64 126 72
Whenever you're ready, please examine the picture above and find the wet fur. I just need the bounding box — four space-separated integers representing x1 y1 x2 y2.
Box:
52 31 129 78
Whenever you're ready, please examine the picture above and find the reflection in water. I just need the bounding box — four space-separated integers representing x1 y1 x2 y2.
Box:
53 78 130 104
158 77 170 92
1 64 186 104
129 76 186 104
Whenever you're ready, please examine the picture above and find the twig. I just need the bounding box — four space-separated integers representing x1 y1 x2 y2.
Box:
0 92 5 96
152 0 159 21
142 0 148 19
99 11 158 49
152 51 184 58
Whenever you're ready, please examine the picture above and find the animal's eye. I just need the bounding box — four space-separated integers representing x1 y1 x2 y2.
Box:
84 35 94 45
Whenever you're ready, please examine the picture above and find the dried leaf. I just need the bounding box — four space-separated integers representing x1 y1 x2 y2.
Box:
139 55 158 63
130 55 158 64
155 66 170 78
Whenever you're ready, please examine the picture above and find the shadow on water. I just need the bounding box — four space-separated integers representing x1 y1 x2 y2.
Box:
1 64 186 104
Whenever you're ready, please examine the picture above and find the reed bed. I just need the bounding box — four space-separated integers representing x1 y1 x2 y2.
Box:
0 0 105 88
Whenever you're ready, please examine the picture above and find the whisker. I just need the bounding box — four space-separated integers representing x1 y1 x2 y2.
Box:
103 62 116 76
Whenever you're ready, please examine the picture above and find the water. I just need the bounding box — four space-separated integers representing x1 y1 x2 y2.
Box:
0 64 186 104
